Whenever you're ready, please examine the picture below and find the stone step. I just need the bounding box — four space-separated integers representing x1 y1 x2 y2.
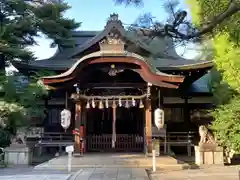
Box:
34 154 190 171
35 162 190 171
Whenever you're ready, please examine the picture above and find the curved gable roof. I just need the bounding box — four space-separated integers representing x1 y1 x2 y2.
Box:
12 14 214 76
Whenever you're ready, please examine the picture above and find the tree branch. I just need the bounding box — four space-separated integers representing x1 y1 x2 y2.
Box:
190 0 240 38
136 0 240 40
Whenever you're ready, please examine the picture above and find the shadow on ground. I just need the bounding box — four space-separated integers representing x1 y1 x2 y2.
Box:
174 155 200 169
32 154 55 166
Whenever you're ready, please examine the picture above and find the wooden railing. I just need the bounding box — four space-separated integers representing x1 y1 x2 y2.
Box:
31 131 197 155
150 131 196 156
86 134 144 152
166 131 197 156
36 132 74 147
32 132 73 155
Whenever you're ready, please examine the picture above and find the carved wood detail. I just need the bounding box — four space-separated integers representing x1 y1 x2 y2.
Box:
41 57 184 89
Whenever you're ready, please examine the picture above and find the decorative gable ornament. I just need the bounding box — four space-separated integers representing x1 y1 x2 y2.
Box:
154 108 164 129
60 109 71 131
99 30 125 54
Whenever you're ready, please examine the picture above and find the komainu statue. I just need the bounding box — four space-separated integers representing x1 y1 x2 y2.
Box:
10 133 27 146
198 125 216 145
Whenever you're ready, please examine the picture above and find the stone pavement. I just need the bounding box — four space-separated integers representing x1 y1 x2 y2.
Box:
1 166 240 180
71 168 149 180
149 165 240 180
0 174 71 180
0 167 149 180
0 167 73 180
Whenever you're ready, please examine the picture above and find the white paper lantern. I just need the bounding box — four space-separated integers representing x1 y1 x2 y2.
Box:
60 109 71 131
154 108 164 129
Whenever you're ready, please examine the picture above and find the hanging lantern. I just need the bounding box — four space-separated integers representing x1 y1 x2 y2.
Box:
125 100 130 108
86 101 90 109
60 109 71 131
118 98 122 107
139 99 144 108
154 108 165 129
105 99 109 108
91 99 95 108
132 98 136 107
99 100 104 109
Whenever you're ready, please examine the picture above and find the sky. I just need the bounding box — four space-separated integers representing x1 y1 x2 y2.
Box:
30 0 198 60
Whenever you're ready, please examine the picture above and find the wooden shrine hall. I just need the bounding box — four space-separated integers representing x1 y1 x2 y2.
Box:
13 14 214 155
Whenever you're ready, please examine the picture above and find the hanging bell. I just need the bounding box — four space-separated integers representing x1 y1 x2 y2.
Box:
92 99 96 108
118 98 122 107
105 99 109 108
139 99 144 108
125 100 130 108
132 98 136 107
86 101 90 109
99 100 104 109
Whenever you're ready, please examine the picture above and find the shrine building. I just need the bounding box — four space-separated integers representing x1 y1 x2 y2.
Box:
13 14 214 155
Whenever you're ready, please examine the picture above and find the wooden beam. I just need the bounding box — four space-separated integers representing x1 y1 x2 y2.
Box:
82 83 146 88
70 93 147 101
145 100 152 154
74 102 81 154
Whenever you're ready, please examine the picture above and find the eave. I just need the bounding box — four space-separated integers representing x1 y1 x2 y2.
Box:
157 60 214 71
40 51 185 89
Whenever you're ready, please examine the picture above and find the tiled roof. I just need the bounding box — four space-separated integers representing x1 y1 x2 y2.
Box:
12 14 214 93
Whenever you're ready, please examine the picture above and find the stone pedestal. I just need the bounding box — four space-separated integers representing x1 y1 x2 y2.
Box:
4 144 32 165
195 145 224 165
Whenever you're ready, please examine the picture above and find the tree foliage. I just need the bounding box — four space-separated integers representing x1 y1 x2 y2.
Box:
211 96 240 152
116 0 240 153
0 70 53 134
187 0 240 153
209 35 240 153
0 0 80 65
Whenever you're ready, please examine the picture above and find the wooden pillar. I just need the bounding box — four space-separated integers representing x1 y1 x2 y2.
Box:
112 105 116 148
74 102 81 154
81 105 87 153
43 97 49 131
184 97 191 126
145 100 152 154
151 87 157 125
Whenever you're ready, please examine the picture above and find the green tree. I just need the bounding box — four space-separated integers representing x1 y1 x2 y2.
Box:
0 71 52 133
185 0 240 153
0 70 55 146
0 0 79 146
0 0 80 69
116 0 240 153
